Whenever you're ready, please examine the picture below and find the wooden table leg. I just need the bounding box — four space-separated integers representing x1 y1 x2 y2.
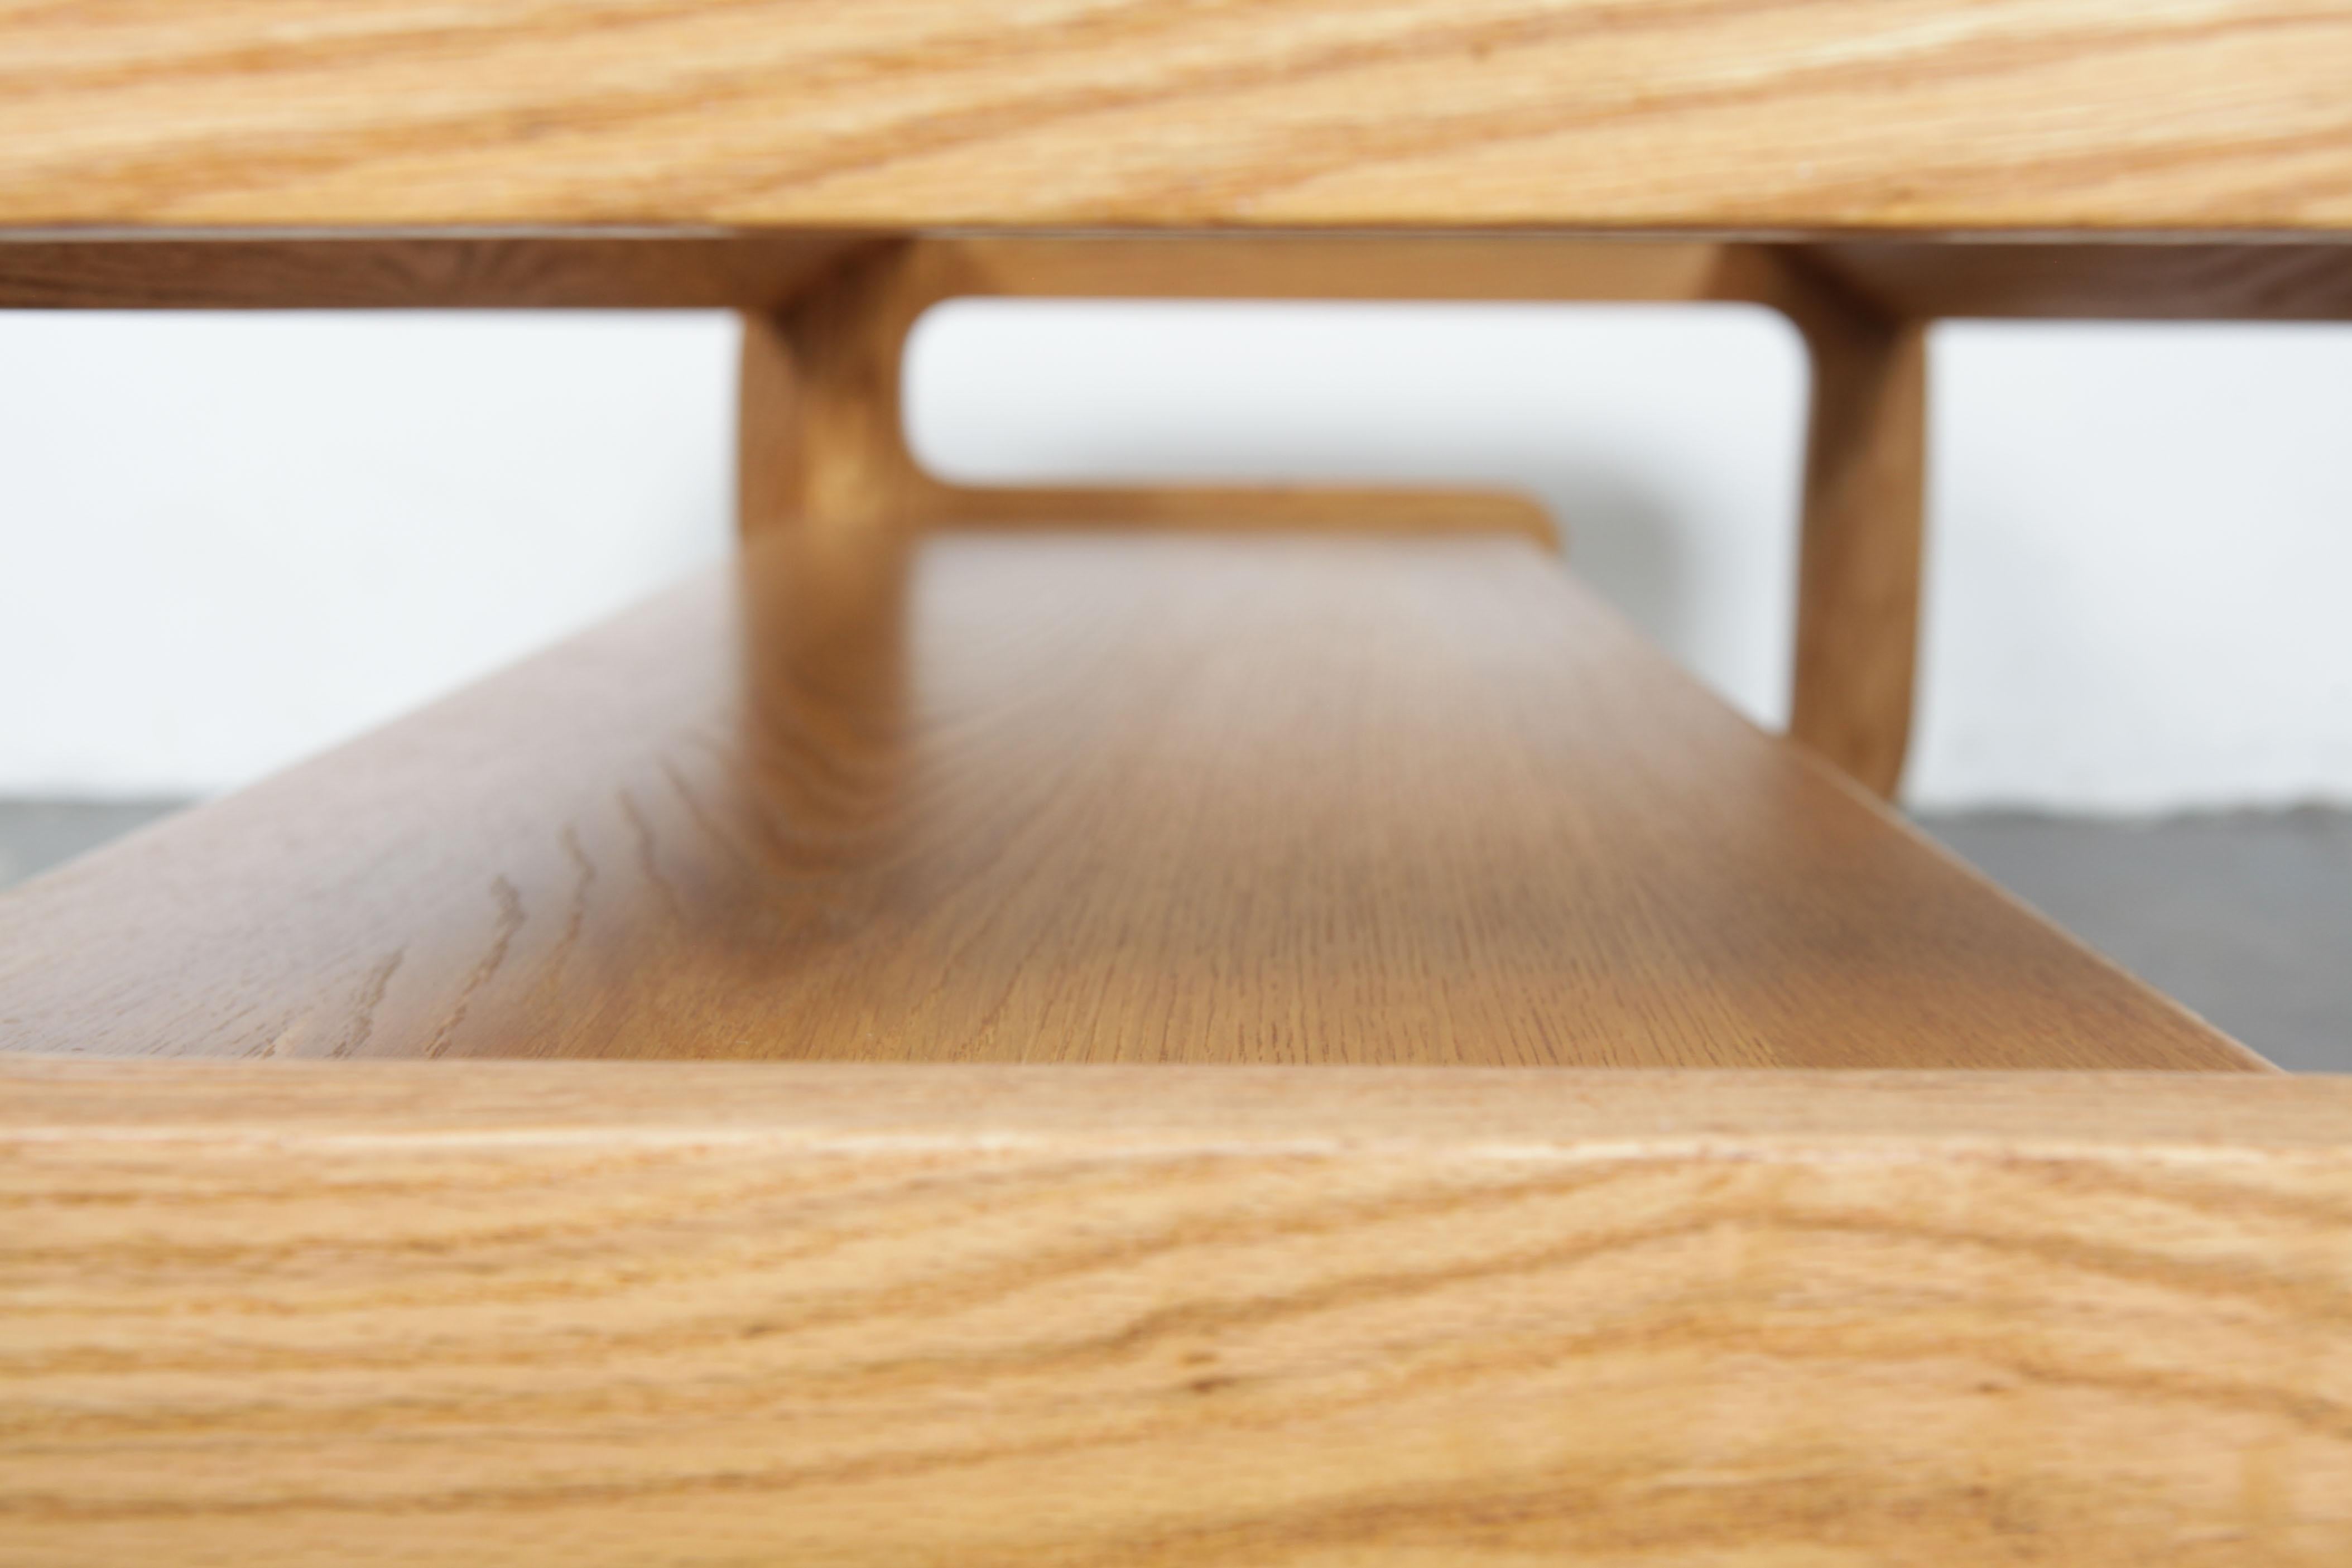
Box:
1788 312 1928 800
1715 248 1931 799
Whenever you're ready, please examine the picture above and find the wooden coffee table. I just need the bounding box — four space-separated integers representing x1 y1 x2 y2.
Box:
5 4 2350 1561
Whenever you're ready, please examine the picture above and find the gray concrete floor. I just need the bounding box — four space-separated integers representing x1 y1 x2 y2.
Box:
1 798 2345 1070
1918 809 2352 1072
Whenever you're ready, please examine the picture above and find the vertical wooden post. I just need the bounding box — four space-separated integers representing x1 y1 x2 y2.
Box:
737 241 942 546
1715 246 1931 799
1787 314 1928 799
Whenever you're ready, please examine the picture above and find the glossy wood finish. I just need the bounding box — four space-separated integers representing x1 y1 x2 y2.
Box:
0 532 2261 1069
5 3 2352 230
6 1061 2347 1565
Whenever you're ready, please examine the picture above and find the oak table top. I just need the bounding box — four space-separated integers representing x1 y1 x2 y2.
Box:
4 1 2351 232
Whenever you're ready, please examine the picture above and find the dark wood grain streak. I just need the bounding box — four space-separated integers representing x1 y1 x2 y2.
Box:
0 531 2264 1068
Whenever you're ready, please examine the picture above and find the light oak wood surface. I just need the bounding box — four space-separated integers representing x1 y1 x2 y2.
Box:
0 531 2260 1069
5 1061 2348 1565
4 3 2352 231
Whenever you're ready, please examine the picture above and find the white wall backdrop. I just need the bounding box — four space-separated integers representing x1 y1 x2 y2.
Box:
2 305 2348 812
1920 323 2352 812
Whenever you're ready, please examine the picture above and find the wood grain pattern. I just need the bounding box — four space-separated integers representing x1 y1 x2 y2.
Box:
5 1061 2349 1565
4 2 2352 230
0 531 2261 1069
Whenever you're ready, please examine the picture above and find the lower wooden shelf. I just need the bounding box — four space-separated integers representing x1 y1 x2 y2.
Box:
0 528 2262 1069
